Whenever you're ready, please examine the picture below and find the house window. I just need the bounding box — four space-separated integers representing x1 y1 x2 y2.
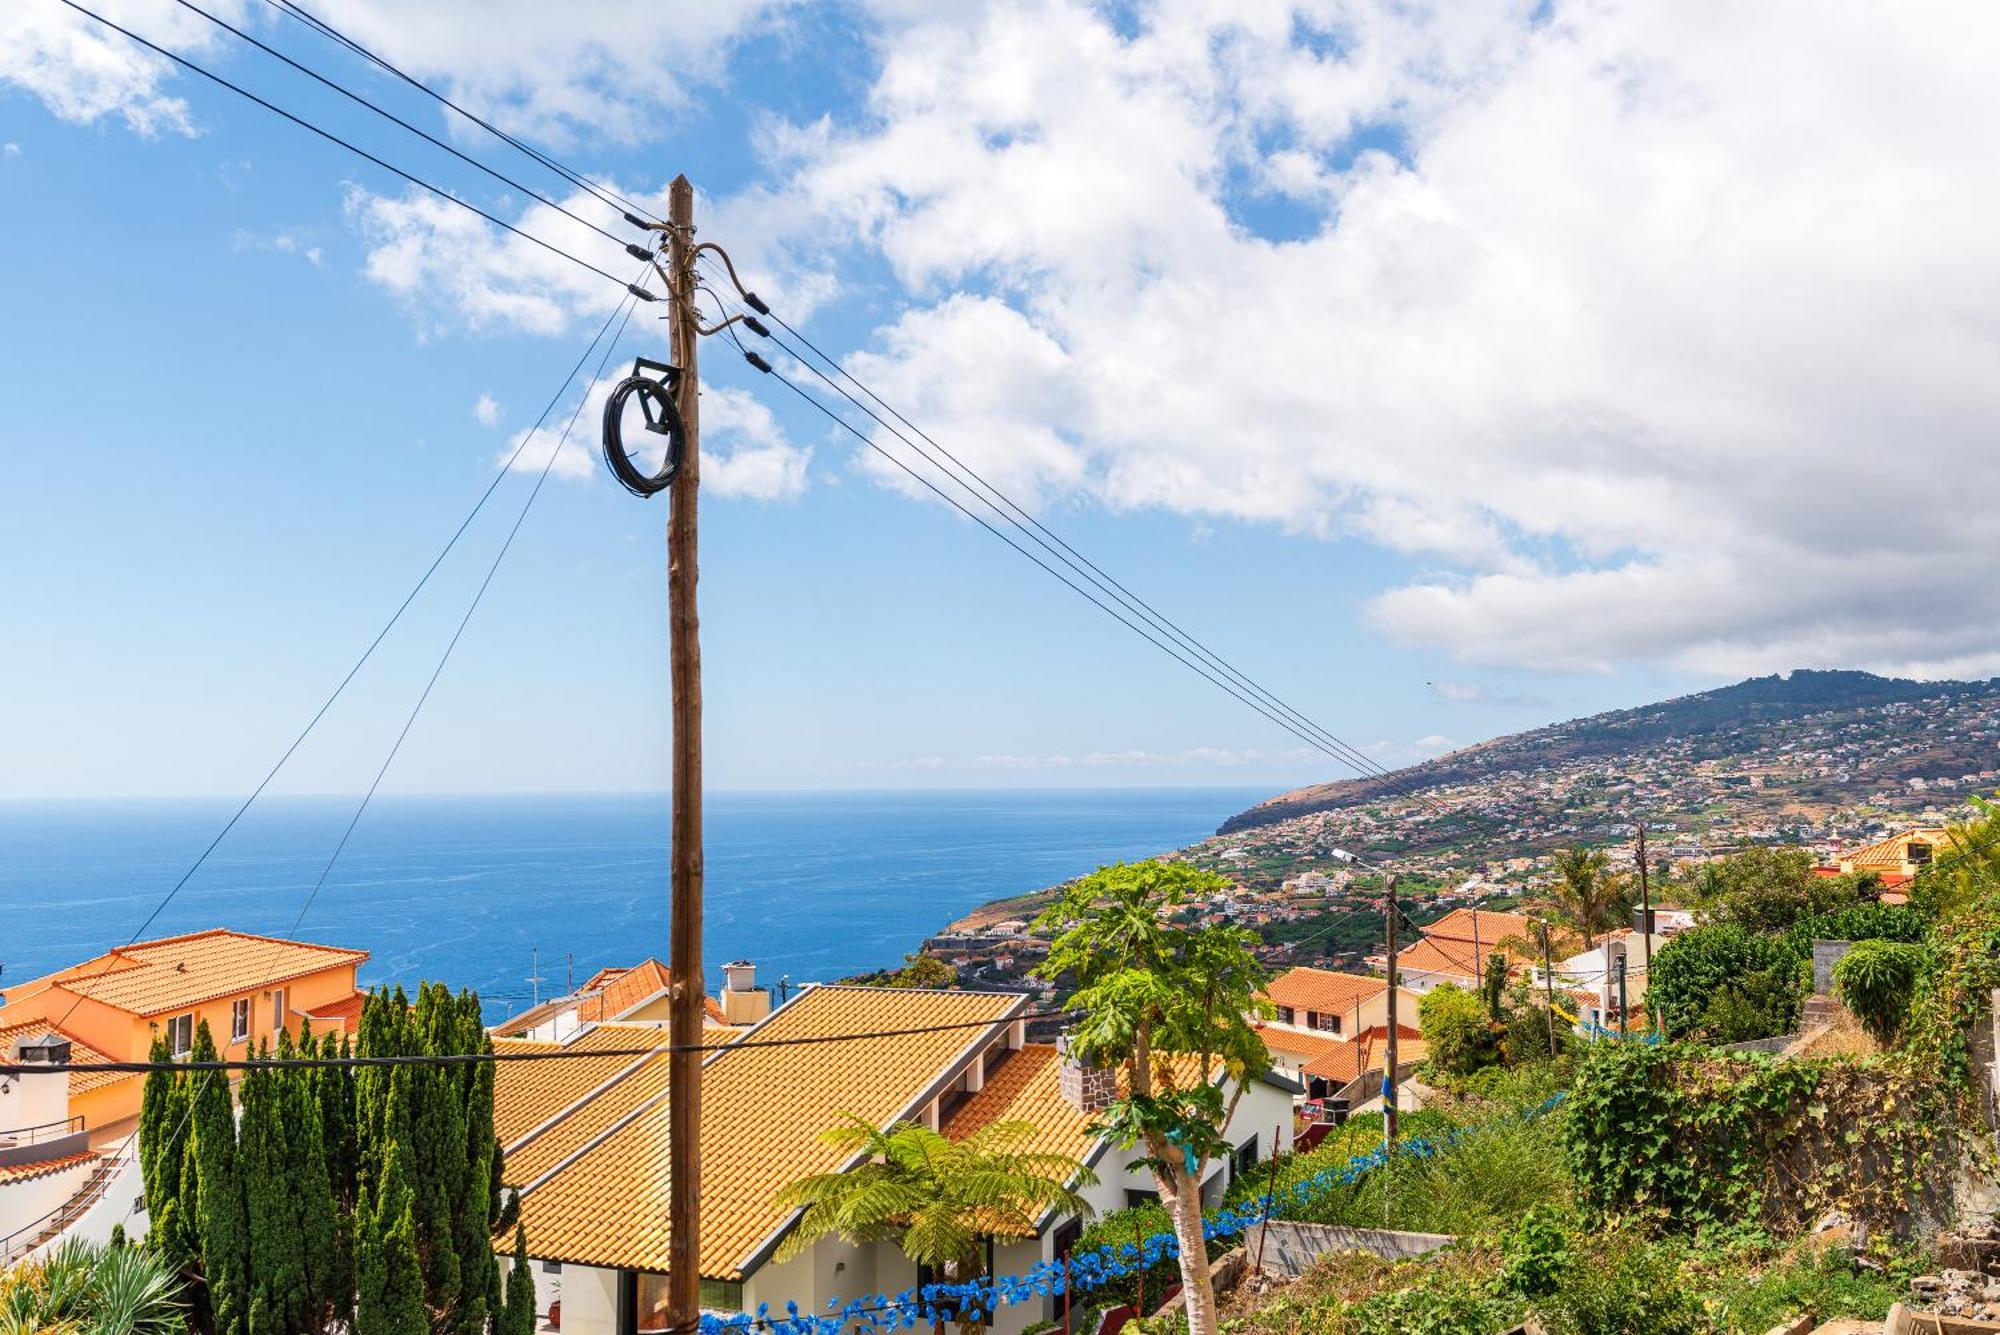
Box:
271 988 287 1035
696 1279 744 1312
1125 1188 1160 1209
1275 1005 1295 1025
1908 841 1933 865
230 999 251 1044
1234 1135 1262 1180
541 1261 561 1276
166 1013 194 1057
1311 1011 1339 1033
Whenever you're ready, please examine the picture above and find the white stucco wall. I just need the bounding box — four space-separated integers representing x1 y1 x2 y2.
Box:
1 1158 95 1262
559 1263 620 1335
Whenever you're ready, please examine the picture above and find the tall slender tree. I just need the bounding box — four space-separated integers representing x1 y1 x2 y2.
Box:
357 1138 428 1335
1531 847 1633 950
138 1035 199 1291
239 1041 308 1335
189 1023 249 1335
499 1227 536 1335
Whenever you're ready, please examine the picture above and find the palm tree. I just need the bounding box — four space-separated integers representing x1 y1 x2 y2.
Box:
1529 847 1634 951
0 1236 183 1335
775 1115 1095 1333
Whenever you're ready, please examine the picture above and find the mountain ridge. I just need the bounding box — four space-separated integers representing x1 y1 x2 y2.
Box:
1217 669 2000 836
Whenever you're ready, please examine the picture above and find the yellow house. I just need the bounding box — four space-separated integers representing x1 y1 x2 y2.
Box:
1830 826 1951 888
0 929 369 1145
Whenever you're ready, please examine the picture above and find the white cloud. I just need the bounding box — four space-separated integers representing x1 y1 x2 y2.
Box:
0 0 246 135
230 228 324 265
472 393 501 426
3 143 19 159
730 0 2000 678
2 0 788 147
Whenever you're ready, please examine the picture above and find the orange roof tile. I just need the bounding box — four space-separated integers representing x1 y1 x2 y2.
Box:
0 1151 97 1186
0 1019 138 1098
1422 908 1535 949
490 960 724 1035
1262 967 1384 1018
1254 1025 1349 1063
1393 935 1485 981
11 930 366 1019
491 1024 676 1145
303 991 367 1030
942 1045 1097 1172
1843 827 1950 871
513 986 1024 1279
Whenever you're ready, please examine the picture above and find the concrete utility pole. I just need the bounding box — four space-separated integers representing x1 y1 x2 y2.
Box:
1383 873 1400 1152
663 173 706 1335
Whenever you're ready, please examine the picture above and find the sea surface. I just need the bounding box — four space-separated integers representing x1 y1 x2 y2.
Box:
0 789 1261 1020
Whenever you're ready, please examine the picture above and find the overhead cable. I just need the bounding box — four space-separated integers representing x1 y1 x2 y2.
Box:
45 266 651 1038
260 0 663 228
0 1008 1069 1079
289 294 642 932
166 0 635 250
53 0 648 298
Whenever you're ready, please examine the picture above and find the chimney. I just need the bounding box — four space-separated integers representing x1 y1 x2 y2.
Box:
719 960 770 1025
1057 1035 1116 1113
0 1032 75 1156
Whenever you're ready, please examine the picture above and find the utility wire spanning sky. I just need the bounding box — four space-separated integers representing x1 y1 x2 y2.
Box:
4 0 1998 800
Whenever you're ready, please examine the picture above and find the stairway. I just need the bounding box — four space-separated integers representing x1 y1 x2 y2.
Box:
0 1148 126 1264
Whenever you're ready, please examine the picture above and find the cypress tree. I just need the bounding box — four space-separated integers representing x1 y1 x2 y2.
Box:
454 992 498 1335
357 1139 428 1335
318 1030 358 1332
280 1028 341 1334
500 1226 536 1335
190 1022 250 1335
241 1042 307 1335
139 1035 199 1284
410 984 464 1313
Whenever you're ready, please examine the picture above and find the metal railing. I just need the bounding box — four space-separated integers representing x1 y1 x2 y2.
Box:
0 1116 85 1148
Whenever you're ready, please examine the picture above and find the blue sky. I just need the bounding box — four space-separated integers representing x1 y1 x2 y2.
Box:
4 0 1995 799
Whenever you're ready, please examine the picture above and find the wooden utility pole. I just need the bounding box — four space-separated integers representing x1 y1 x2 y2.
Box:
663 173 705 1335
1383 873 1399 1151
1635 824 1654 1029
1539 921 1557 1058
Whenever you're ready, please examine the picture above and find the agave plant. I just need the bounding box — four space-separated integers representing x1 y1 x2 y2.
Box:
0 1237 183 1335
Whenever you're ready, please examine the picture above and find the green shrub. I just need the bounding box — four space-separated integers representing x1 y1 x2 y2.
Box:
1499 1205 1572 1299
1347 1273 1517 1335
1704 1241 1904 1333
1534 1232 1703 1335
1782 902 1928 958
1648 924 1802 1040
1074 1202 1176 1309
1833 939 1930 1042
1420 983 1501 1076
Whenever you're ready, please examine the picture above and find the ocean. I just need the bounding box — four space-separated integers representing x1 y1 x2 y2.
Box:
0 789 1260 1020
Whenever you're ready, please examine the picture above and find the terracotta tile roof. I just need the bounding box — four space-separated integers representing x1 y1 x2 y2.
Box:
303 991 368 1029
0 1019 137 1098
0 1151 97 1185
491 1024 676 1145
1254 1025 1350 1063
1843 827 1950 872
506 1055 672 1187
1262 967 1384 1018
490 959 724 1036
1393 935 1484 981
1422 909 1535 949
941 1044 1095 1166
512 985 1025 1280
10 930 366 1019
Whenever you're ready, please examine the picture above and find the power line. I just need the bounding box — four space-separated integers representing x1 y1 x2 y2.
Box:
260 0 662 228
752 357 1381 770
289 294 641 932
166 0 637 250
699 267 1455 817
44 265 652 1040
711 268 1399 792
54 0 645 296
0 1008 1068 1079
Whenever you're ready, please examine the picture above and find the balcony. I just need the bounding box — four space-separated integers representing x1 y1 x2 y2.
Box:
0 1117 88 1168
